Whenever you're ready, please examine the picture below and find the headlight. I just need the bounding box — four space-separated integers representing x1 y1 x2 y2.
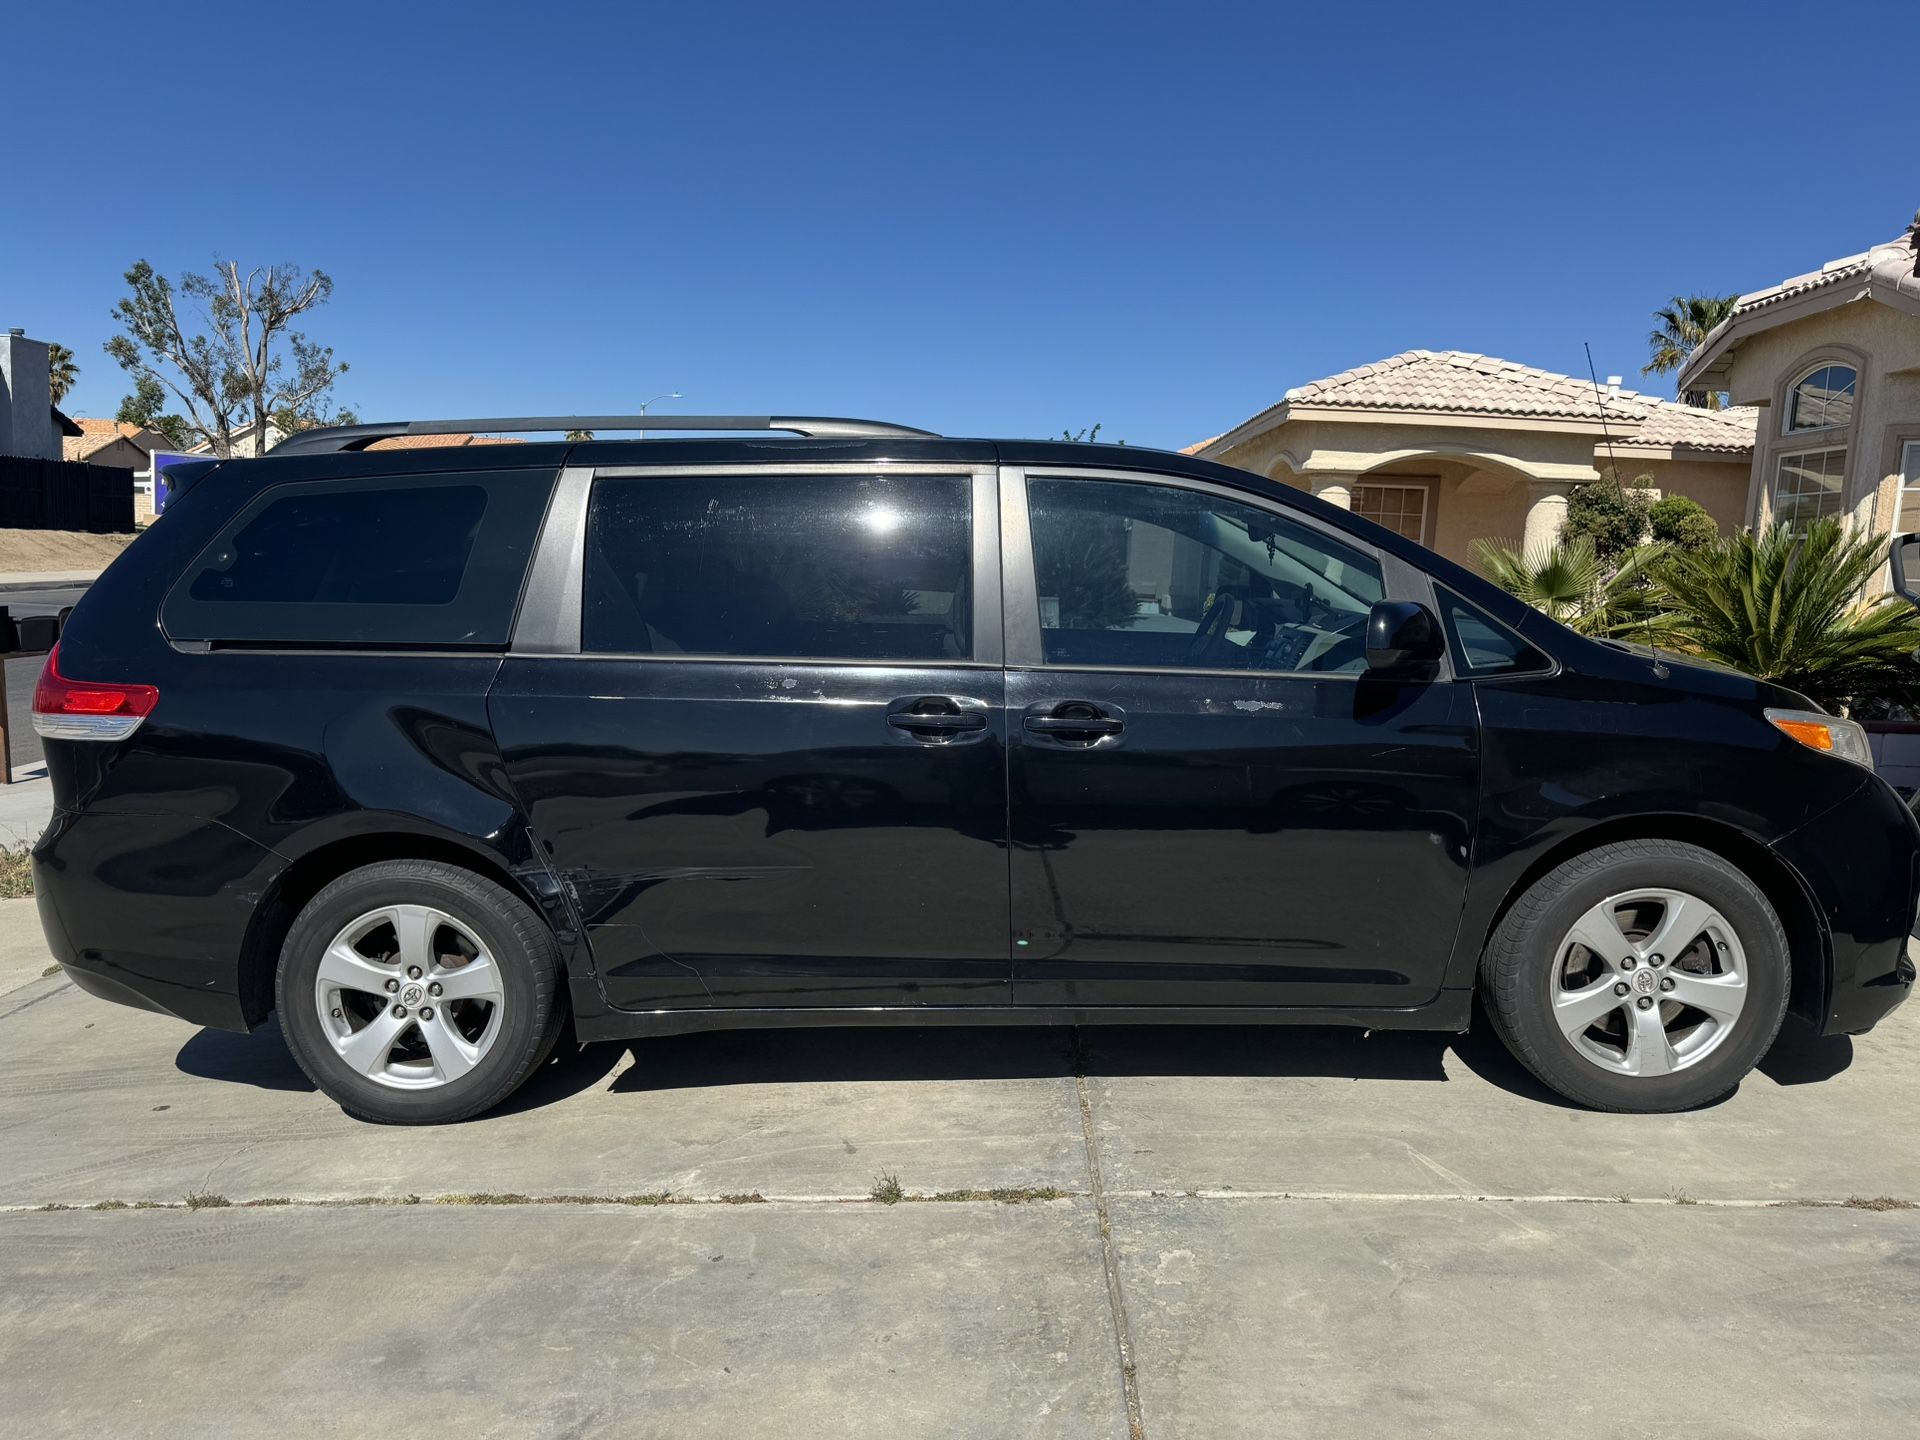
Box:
1765 707 1874 770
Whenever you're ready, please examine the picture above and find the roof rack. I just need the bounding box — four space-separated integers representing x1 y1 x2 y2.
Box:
268 415 939 457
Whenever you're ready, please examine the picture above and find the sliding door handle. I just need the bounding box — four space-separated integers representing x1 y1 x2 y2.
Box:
1022 701 1126 746
887 696 990 744
1023 715 1123 736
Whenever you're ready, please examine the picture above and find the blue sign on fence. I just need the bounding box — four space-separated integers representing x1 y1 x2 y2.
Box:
151 454 198 514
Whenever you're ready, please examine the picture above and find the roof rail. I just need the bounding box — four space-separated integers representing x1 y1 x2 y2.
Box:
267 415 939 457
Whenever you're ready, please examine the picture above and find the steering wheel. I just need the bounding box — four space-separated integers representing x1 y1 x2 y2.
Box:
1186 586 1246 664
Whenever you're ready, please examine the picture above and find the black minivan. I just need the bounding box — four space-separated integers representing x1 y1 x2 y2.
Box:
33 416 1920 1123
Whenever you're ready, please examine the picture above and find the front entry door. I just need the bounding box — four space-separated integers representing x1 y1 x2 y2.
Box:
491 465 1010 1011
1004 469 1480 1010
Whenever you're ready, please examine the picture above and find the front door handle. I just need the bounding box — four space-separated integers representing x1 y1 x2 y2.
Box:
1023 701 1126 746
887 695 990 744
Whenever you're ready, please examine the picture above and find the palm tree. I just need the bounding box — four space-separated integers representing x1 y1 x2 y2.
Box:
46 342 78 406
1643 294 1739 407
1470 534 1664 637
1648 519 1920 713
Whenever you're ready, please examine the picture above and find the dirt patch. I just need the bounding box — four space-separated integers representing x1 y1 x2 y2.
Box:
0 529 135 576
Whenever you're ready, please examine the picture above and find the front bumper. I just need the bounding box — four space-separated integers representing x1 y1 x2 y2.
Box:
1771 774 1920 1035
34 807 286 1033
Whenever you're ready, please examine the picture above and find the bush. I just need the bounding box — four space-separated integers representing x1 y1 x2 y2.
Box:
1564 474 1653 563
1649 519 1920 712
1648 494 1719 551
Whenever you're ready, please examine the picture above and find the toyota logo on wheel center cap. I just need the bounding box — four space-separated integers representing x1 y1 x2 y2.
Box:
401 983 425 1006
1632 969 1657 994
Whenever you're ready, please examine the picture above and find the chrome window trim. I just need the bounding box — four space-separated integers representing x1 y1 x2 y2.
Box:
997 466 1042 667
587 461 989 479
509 465 593 654
522 462 1001 665
497 653 1004 669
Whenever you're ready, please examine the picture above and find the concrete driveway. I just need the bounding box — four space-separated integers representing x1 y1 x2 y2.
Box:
2 898 1916 1437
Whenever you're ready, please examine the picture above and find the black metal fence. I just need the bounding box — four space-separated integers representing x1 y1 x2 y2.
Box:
0 456 136 533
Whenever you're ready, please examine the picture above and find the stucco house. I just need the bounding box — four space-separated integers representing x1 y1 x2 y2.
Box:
1677 213 1920 566
1185 349 1757 567
62 418 174 471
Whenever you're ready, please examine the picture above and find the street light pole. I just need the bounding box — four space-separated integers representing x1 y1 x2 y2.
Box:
636 391 681 441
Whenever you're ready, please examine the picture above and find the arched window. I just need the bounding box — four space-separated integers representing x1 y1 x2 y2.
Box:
1786 363 1856 432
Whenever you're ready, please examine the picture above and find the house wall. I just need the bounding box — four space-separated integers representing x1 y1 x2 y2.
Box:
1219 417 1602 486
1606 454 1754 534
78 438 148 471
1720 302 1920 550
0 335 57 461
1209 413 1762 575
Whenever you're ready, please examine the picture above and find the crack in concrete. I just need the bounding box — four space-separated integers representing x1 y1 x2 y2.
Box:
5 1186 1915 1218
1073 1035 1147 1440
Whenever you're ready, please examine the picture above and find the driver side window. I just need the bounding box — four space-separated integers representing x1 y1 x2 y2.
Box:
1025 476 1384 672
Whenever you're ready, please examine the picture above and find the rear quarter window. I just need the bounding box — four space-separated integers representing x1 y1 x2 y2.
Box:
163 470 556 647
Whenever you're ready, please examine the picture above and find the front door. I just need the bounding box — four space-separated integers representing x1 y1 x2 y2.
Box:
1004 468 1480 1010
491 465 1010 1010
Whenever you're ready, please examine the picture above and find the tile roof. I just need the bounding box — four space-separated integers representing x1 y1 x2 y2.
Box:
1280 350 1655 422
61 417 165 463
1724 225 1920 321
363 433 527 450
1621 401 1757 453
1678 216 1920 390
1185 351 1759 458
1178 433 1224 456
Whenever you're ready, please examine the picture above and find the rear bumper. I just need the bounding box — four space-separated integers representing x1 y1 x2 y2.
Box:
34 807 285 1033
1771 775 1920 1035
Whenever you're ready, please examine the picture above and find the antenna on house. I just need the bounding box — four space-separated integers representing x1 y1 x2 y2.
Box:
1585 341 1668 678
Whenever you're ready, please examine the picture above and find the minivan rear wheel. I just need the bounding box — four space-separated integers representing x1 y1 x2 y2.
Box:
1480 840 1789 1112
276 860 563 1124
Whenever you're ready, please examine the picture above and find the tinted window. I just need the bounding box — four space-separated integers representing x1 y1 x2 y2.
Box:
585 474 972 660
164 470 556 646
1438 589 1549 675
1786 363 1856 431
1026 477 1383 673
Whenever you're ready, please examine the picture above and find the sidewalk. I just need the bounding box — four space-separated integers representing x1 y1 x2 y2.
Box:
0 571 99 592
0 770 50 846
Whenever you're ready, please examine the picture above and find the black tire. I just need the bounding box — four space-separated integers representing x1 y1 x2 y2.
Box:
1480 839 1789 1112
276 859 565 1124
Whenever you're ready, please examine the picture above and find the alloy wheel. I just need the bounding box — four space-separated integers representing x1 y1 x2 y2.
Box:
1550 887 1749 1078
312 904 505 1089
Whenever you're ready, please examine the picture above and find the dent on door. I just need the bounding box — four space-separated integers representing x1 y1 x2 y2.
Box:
491 658 1013 1010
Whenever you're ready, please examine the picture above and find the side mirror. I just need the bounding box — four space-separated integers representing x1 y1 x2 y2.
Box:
1366 600 1443 674
1893 533 1920 608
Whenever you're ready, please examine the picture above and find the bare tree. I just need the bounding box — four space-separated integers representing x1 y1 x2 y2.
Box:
105 259 349 456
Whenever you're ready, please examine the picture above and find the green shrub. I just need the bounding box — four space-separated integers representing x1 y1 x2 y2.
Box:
1564 474 1653 563
1648 494 1719 551
1649 519 1920 712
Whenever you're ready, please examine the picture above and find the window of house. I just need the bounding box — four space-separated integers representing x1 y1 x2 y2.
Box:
1351 482 1430 544
583 474 972 661
1786 363 1856 432
1771 448 1848 533
1025 477 1383 673
1898 442 1920 533
163 469 557 646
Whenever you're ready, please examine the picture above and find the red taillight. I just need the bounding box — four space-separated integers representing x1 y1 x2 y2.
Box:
31 644 159 740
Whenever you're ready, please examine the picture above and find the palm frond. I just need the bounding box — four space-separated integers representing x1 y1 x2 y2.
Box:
1648 520 1920 711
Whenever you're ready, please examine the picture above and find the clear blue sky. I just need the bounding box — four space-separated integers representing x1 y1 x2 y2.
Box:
8 1 1915 451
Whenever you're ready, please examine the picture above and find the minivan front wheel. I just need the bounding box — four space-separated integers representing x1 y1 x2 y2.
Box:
277 860 563 1124
1481 840 1789 1112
